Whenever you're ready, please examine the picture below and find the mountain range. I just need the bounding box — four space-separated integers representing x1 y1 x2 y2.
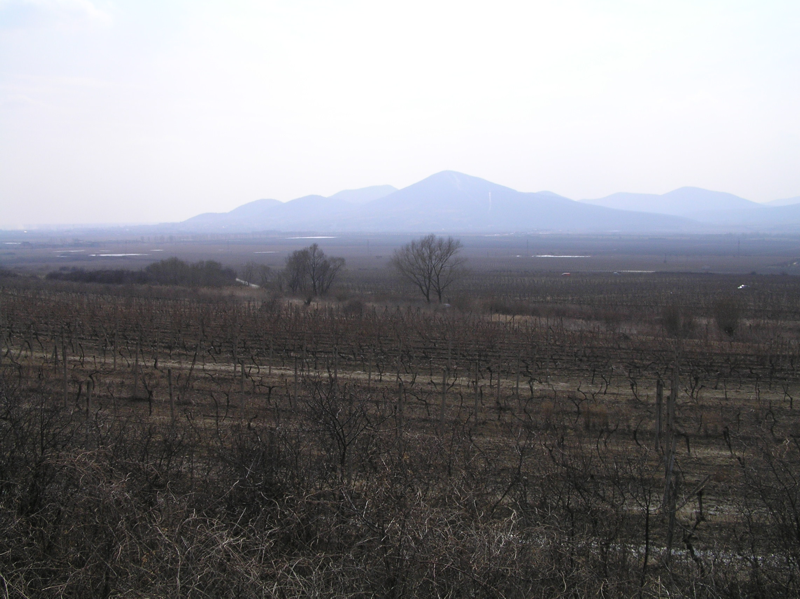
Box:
177 171 800 234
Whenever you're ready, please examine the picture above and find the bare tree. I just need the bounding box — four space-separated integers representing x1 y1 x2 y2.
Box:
284 244 345 296
256 265 272 288
306 244 346 296
239 262 257 285
713 297 741 337
240 262 274 288
284 248 310 293
391 234 465 303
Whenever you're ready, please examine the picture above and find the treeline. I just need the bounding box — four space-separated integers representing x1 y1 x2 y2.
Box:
45 257 237 287
45 268 150 285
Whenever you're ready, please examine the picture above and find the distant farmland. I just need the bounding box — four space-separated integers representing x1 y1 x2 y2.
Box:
1 233 800 596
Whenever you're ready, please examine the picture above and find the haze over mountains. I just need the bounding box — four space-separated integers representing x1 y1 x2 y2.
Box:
765 196 800 208
580 188 758 218
178 171 800 235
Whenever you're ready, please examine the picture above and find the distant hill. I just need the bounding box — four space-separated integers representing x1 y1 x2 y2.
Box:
355 171 694 232
178 171 695 234
765 196 800 207
182 195 355 231
174 173 800 234
181 186 396 231
579 187 800 231
581 187 760 217
182 199 282 230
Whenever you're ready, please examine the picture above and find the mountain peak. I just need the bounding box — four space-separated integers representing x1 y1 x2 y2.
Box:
401 170 517 196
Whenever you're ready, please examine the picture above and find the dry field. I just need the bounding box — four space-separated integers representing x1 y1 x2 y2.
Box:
1 249 800 596
4 231 800 277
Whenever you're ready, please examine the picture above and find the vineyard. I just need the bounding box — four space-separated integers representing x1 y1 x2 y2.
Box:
1 271 800 597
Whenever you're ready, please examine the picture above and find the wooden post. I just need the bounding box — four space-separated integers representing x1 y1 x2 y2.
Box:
27 324 34 363
85 378 93 447
63 337 68 408
397 380 404 432
232 335 238 385
496 367 501 409
655 378 663 451
133 336 140 400
474 361 480 416
293 355 298 409
396 348 401 385
168 368 175 422
440 367 447 428
333 345 338 383
667 371 677 456
367 350 373 393
153 330 159 369
664 367 679 564
240 360 245 401
447 336 452 372
546 327 551 383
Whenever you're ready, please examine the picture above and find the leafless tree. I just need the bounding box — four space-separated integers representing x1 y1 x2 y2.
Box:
239 261 257 285
257 264 273 288
284 249 309 293
242 262 274 288
391 234 465 303
307 244 346 296
284 244 345 296
713 297 741 337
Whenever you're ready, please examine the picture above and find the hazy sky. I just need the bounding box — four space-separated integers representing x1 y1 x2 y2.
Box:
1 0 798 227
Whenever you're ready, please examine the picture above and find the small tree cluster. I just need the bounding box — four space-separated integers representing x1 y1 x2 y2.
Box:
238 262 273 287
45 258 237 288
46 268 151 285
145 258 237 287
284 244 345 296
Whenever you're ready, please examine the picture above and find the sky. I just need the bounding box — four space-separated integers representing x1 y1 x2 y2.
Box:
0 0 798 227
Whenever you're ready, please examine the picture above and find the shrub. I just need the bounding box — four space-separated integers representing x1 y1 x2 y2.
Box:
662 303 695 337
713 297 741 337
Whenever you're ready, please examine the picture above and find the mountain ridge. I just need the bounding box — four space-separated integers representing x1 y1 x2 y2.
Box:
176 172 800 234
581 187 761 217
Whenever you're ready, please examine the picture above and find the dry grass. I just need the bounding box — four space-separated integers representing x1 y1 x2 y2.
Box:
1 276 800 597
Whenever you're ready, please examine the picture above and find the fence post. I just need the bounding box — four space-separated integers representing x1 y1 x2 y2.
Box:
168 368 175 423
440 367 447 428
63 336 68 408
655 378 663 451
664 366 679 565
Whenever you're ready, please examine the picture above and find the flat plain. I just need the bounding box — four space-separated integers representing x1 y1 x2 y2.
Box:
1 232 800 597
